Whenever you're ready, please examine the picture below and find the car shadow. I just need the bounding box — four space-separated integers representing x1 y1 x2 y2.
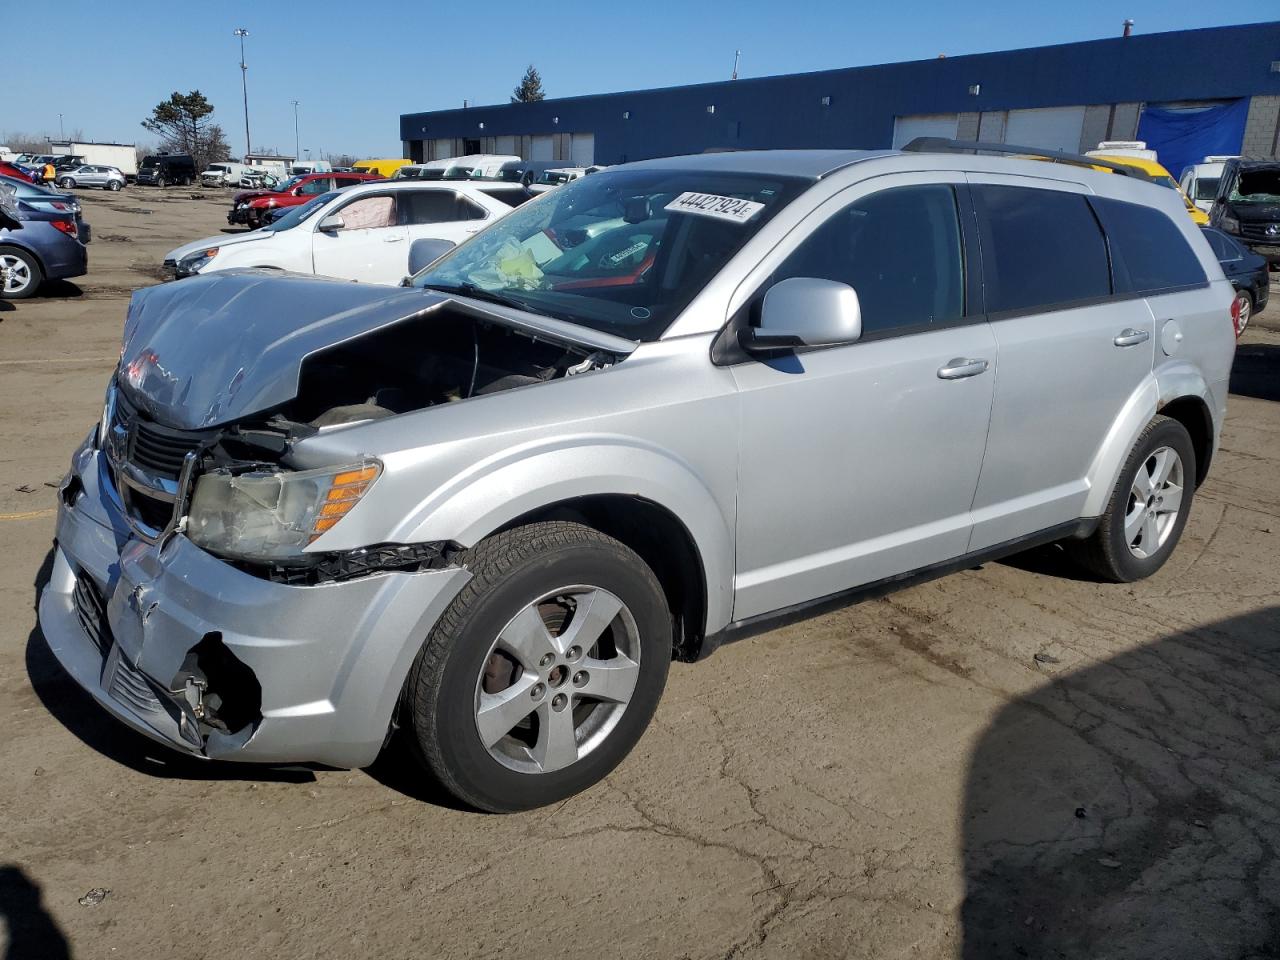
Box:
1229 342 1280 402
33 280 83 300
26 545 315 785
961 605 1280 958
0 865 72 960
219 228 252 235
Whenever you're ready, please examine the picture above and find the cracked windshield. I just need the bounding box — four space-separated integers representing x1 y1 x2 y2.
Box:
413 170 801 340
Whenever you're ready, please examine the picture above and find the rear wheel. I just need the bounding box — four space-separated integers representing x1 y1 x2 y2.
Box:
1233 290 1252 337
1071 415 1196 582
402 521 671 812
0 247 43 299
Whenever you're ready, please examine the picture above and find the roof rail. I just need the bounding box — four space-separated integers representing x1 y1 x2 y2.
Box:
900 137 1152 180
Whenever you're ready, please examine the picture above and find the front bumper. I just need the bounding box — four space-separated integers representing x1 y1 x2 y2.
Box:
39 437 470 768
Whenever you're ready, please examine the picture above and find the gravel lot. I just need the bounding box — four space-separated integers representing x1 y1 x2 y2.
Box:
2 188 1279 960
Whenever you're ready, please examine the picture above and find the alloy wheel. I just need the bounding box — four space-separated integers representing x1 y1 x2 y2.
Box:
474 585 641 775
1125 446 1184 559
1234 292 1251 337
0 254 33 295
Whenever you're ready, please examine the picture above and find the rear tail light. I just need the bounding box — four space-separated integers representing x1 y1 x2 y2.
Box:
50 219 78 238
1230 296 1243 338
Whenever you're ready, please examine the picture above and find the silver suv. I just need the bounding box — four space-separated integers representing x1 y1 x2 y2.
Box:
55 164 126 191
40 145 1236 811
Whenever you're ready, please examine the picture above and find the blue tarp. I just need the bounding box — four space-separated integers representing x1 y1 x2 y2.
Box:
1137 99 1250 181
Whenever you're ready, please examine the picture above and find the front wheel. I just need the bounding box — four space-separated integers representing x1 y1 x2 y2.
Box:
1072 415 1196 582
402 521 671 812
106 180 122 192
155 176 165 189
57 177 74 189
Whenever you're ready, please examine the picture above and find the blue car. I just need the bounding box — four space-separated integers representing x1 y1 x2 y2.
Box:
0 174 89 298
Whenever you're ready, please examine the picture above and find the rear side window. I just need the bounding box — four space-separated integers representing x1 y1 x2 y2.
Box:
399 191 486 224
972 185 1111 315
1089 196 1207 295
1203 228 1242 262
772 183 965 338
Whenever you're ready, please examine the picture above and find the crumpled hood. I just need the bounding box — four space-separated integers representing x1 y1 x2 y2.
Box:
117 270 637 432
164 229 270 264
119 270 445 430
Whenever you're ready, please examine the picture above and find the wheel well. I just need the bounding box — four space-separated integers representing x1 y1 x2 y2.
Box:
1159 396 1214 487
0 243 45 275
497 496 708 662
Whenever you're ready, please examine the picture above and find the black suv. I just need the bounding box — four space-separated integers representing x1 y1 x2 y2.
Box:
136 154 196 187
1209 159 1280 265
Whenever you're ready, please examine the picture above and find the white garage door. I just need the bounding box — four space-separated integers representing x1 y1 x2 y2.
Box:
431 138 454 160
892 114 959 149
531 135 554 162
1003 106 1086 153
570 133 595 166
495 135 517 155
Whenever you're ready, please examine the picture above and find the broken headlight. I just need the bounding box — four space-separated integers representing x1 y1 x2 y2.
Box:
186 460 381 561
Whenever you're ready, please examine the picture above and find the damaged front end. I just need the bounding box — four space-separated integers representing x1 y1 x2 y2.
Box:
42 270 629 766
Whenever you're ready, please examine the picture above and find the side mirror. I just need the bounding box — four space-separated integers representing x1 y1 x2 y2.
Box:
745 277 862 354
317 213 345 233
407 237 456 275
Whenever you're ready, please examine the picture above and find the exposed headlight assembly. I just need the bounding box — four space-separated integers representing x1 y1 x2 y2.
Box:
187 460 381 561
177 247 218 276
1220 213 1241 235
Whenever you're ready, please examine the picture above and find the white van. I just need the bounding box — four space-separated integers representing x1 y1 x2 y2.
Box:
1179 156 1237 214
200 162 251 188
393 155 521 181
289 160 333 176
1086 140 1158 161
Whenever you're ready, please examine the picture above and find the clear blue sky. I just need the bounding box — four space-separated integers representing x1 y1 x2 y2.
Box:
6 1 1277 158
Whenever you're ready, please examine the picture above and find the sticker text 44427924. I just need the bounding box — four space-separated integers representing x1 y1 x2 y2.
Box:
664 192 766 225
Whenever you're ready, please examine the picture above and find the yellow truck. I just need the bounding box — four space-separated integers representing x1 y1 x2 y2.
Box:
352 158 412 178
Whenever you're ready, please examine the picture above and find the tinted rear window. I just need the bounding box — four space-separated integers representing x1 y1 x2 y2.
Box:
972 185 1111 315
1090 196 1207 295
481 188 531 207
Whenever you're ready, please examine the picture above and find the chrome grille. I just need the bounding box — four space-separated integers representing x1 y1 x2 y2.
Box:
1239 222 1280 242
72 573 111 655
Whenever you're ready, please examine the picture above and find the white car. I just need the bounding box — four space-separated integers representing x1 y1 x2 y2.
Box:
163 180 531 284
528 167 588 194
393 155 522 181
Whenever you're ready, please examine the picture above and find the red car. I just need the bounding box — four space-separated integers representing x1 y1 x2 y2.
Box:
0 161 41 184
228 172 382 228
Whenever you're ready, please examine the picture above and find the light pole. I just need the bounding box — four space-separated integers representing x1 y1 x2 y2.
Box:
58 113 65 140
234 28 251 158
291 100 300 162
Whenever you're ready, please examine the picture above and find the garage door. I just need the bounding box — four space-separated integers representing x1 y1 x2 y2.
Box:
431 138 454 160
570 133 595 166
531 136 554 162
1003 107 1086 153
892 114 959 149
495 136 517 155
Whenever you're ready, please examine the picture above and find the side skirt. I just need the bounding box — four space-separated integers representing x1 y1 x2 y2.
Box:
693 518 1097 661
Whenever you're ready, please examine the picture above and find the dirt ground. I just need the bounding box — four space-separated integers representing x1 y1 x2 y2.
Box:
2 188 1279 960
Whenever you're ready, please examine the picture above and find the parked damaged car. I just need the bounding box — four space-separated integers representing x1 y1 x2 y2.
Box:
42 149 1235 811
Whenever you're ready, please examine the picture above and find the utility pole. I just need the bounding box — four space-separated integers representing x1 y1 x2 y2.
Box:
731 50 740 80
291 100 301 162
234 28 251 158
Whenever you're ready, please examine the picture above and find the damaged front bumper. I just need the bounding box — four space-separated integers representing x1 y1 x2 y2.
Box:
39 435 471 768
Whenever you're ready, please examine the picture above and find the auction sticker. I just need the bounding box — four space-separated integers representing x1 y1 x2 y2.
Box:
665 192 765 224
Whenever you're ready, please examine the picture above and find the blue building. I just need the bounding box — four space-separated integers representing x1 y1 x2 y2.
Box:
400 20 1280 177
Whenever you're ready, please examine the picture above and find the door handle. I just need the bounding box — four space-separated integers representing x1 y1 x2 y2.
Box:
937 358 990 380
1113 328 1150 347
383 235 405 243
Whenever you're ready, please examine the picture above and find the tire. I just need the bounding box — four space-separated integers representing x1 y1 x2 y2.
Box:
0 247 43 300
1233 290 1252 337
402 521 671 812
155 176 165 189
106 180 122 192
57 177 74 189
1072 415 1196 582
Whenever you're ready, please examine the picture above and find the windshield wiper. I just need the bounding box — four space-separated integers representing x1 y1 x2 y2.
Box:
420 282 534 314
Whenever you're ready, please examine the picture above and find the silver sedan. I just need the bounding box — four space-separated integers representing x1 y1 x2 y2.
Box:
55 165 126 191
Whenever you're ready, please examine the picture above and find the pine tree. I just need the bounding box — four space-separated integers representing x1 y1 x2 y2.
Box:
511 66 546 103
